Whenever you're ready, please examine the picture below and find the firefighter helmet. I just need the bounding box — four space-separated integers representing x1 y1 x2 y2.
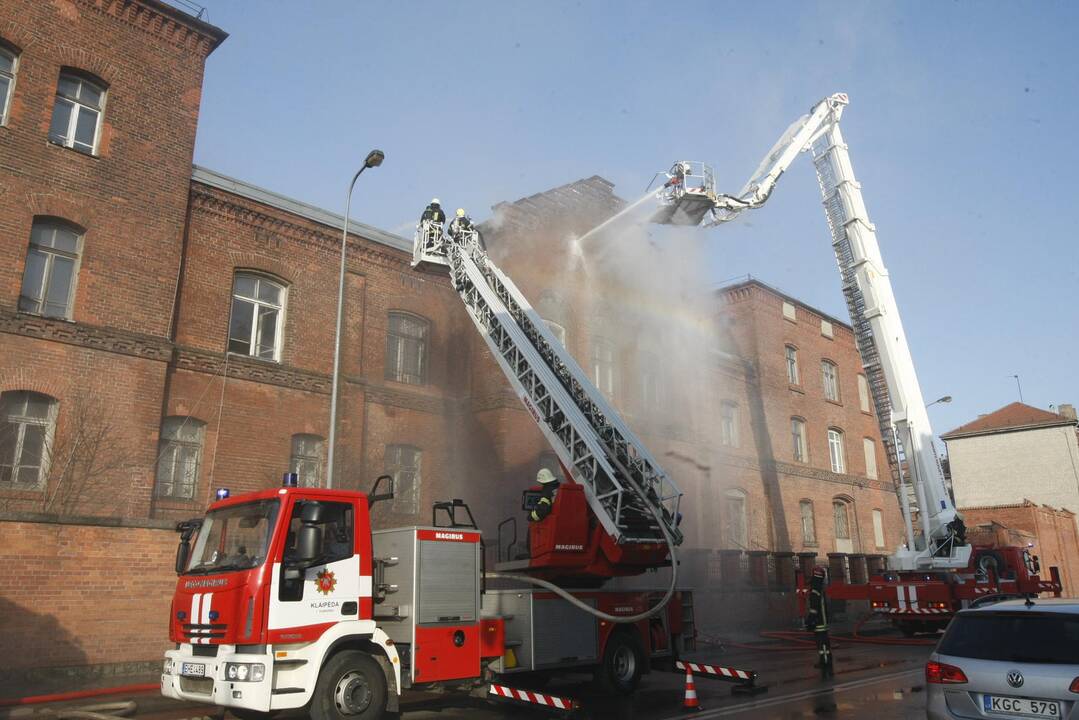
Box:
431 198 440 205
536 468 558 485
456 208 466 217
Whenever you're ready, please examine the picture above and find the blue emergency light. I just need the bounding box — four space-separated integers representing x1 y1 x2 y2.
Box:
283 472 299 488
215 488 230 500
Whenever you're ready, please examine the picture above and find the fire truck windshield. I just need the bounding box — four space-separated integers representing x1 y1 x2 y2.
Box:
185 499 280 575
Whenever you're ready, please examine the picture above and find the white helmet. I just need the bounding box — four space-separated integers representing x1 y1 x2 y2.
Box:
537 468 558 485
431 198 440 205
681 161 692 174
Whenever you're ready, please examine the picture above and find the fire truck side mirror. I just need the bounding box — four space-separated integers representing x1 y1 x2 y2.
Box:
368 474 395 506
294 525 323 564
175 541 191 575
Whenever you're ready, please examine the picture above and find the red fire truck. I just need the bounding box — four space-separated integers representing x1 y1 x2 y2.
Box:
162 208 702 718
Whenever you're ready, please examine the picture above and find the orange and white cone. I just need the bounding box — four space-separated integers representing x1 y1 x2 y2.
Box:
683 667 701 711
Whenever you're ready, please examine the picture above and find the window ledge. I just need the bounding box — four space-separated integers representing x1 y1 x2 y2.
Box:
803 541 819 548
788 384 805 394
16 308 76 323
824 398 844 408
861 410 874 417
227 351 281 366
45 138 100 160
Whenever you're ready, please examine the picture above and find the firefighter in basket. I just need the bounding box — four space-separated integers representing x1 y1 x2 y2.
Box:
529 468 560 522
418 198 446 253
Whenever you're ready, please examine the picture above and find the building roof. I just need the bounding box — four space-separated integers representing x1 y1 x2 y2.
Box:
941 402 1076 440
717 277 853 332
191 166 411 253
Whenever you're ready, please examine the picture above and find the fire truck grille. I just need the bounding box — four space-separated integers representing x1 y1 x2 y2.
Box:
179 676 214 695
183 623 227 641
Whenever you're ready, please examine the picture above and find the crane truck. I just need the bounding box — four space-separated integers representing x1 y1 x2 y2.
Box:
651 92 1061 635
160 209 715 719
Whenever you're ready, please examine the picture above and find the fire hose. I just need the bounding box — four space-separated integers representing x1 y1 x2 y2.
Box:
1 700 138 719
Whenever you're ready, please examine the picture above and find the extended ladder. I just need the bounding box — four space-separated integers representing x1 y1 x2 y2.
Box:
414 227 683 547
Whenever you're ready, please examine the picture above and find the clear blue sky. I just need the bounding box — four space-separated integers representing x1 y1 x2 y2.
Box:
190 1 1079 439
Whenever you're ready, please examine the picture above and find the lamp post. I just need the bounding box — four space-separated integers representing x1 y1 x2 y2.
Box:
327 149 384 488
926 395 952 408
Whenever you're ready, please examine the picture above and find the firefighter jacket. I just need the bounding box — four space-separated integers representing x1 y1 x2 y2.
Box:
422 205 446 224
529 485 557 522
805 578 829 631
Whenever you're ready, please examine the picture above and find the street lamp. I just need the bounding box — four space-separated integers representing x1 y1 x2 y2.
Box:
926 395 952 408
327 149 385 488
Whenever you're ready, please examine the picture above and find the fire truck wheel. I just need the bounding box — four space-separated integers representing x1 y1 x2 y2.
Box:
311 650 387 720
596 630 644 694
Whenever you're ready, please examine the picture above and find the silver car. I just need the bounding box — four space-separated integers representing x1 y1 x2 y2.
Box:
927 598 1079 720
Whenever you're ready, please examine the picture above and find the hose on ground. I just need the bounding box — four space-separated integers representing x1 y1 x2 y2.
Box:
11 701 138 720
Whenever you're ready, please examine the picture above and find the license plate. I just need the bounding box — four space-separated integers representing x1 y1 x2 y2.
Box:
983 694 1060 718
180 662 206 677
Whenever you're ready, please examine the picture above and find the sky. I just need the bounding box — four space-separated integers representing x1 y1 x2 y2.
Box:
188 0 1079 440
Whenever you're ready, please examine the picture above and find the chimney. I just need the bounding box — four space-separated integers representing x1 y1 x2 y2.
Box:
1058 403 1077 421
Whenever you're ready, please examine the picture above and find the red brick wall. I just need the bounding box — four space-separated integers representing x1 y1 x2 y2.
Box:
960 502 1079 597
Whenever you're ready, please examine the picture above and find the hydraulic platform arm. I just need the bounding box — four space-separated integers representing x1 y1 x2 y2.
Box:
412 230 683 554
657 94 969 572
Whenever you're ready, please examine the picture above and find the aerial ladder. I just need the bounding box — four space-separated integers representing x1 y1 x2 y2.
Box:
653 93 969 572
412 223 684 588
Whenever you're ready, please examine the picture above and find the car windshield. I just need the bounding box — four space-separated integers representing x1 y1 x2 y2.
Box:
938 611 1079 664
185 499 280 574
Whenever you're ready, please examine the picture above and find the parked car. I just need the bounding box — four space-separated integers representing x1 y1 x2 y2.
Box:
927 599 1079 719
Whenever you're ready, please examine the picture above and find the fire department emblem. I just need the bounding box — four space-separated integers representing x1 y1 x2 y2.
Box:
315 569 337 596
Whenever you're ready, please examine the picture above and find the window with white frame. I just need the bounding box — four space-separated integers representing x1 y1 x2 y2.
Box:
544 319 567 348
821 360 840 402
833 499 851 539
800 499 817 545
48 72 105 155
19 219 83 319
0 391 56 489
828 428 845 473
872 508 885 548
0 45 17 126
385 444 421 515
228 273 286 361
791 417 807 463
386 312 429 385
858 374 871 413
155 417 205 500
725 488 748 548
591 337 617 399
785 345 799 384
720 401 739 447
863 437 878 479
290 434 324 488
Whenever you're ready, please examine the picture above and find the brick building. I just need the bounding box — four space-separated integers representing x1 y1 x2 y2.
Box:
0 0 902 689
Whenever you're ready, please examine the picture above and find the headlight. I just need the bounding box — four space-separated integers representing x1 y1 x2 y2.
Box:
163 659 174 675
224 663 265 682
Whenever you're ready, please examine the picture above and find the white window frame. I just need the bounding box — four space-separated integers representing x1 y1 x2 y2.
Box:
0 391 57 489
822 360 840 402
155 417 205 500
386 444 422 515
720 401 738 447
858 374 871 413
18 219 83 319
872 508 885 549
544 319 567 348
828 428 845 474
386 312 430 385
228 273 286 362
591 337 617 399
833 499 852 540
48 72 105 155
0 46 17 126
290 434 325 488
800 499 816 545
863 437 878 479
791 417 807 463
785 345 799 385
725 488 748 548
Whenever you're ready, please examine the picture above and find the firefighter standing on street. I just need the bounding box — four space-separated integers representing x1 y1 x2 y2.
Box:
529 468 559 522
805 566 834 679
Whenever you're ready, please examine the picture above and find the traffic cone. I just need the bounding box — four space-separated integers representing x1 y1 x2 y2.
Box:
682 667 701 711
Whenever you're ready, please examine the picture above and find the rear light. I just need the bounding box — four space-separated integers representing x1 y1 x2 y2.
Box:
926 661 968 684
1069 677 1079 694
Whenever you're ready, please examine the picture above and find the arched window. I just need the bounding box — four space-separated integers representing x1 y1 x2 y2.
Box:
228 272 286 361
290 434 325 488
821 360 840 402
791 417 808 463
0 44 18 126
827 427 845 474
48 71 106 155
19 218 84 319
155 417 205 500
385 444 422 514
386 312 430 385
0 391 57 489
833 496 854 554
799 499 817 545
785 345 799 385
725 488 748 548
